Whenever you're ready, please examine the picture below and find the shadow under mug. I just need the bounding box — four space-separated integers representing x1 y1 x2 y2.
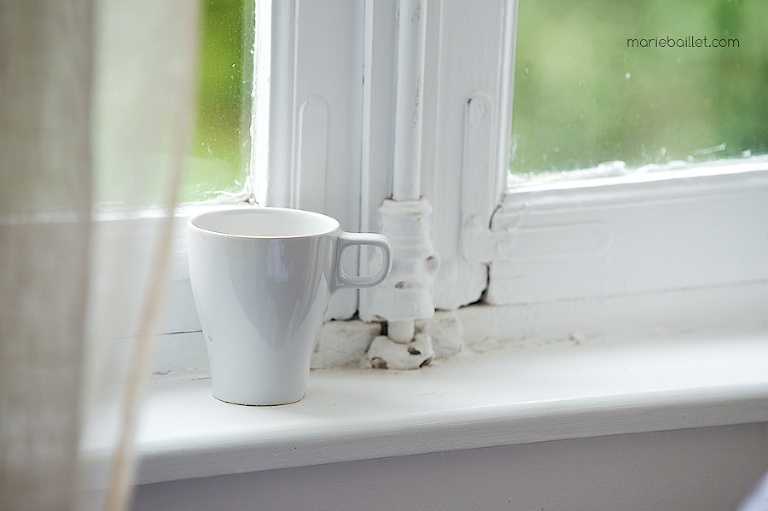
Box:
187 207 392 406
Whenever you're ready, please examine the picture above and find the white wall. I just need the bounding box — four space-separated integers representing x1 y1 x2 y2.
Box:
132 422 768 511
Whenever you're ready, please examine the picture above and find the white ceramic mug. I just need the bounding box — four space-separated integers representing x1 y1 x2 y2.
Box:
187 208 392 405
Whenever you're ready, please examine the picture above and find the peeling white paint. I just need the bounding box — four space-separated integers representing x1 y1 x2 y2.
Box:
364 332 434 370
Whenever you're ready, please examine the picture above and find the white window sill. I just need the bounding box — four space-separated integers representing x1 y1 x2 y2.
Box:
133 326 768 486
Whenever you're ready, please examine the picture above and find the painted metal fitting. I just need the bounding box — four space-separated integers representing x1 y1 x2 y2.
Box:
366 197 440 322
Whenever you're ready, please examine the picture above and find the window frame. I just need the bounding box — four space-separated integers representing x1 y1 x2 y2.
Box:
375 0 768 320
157 0 768 344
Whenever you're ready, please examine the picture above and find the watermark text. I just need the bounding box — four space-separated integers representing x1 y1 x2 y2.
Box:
627 36 739 49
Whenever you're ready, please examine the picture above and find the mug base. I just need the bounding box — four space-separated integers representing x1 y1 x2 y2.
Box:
212 393 306 407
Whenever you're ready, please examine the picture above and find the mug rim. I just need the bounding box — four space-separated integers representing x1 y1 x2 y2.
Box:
188 207 340 239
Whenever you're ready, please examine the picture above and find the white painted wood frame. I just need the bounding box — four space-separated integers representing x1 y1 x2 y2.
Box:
162 0 768 346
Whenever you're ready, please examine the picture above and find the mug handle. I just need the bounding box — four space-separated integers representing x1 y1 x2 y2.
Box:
333 232 392 291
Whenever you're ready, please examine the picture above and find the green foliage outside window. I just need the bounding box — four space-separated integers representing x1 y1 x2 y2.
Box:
510 0 768 175
182 0 253 203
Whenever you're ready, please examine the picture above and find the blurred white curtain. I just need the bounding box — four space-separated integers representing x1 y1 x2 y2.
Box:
0 1 199 510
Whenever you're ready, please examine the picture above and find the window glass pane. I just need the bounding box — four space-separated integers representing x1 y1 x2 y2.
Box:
510 0 768 176
182 0 254 202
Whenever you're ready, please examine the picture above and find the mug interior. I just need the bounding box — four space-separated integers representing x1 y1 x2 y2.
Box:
190 208 339 238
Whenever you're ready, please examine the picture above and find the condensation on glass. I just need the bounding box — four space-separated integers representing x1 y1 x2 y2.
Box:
509 0 768 177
